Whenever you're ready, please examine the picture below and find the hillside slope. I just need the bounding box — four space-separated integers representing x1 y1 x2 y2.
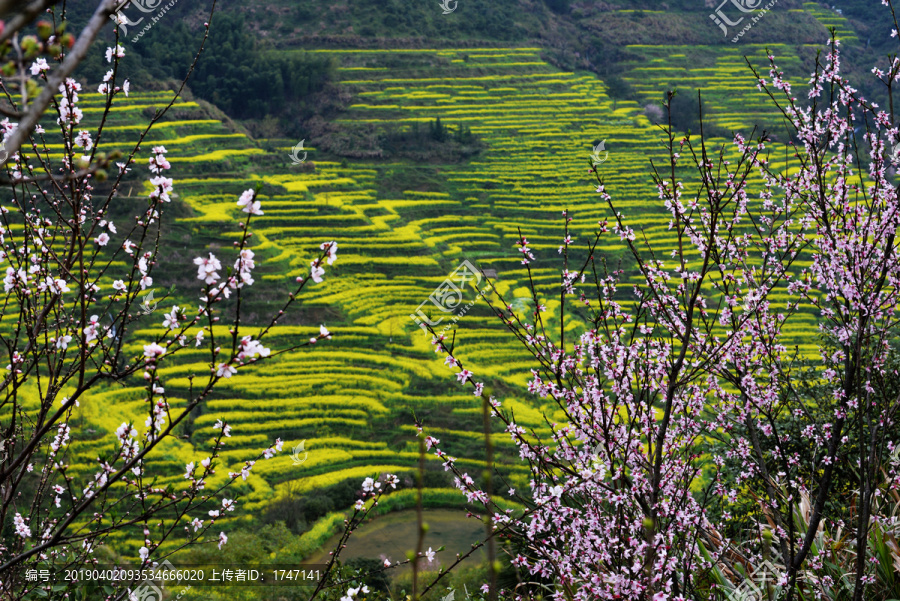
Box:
44 0 887 561
46 34 842 556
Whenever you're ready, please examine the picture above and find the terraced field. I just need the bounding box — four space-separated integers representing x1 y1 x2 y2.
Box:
621 44 809 132
51 39 840 557
617 5 857 132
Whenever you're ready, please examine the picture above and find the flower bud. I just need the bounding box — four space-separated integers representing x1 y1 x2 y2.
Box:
37 21 53 40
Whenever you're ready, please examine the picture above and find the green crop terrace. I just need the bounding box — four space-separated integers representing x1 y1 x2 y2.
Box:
9 29 853 558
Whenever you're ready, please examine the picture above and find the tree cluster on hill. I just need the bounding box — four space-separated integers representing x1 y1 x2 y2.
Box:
305 116 485 162
136 14 335 120
661 87 736 139
71 11 336 131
